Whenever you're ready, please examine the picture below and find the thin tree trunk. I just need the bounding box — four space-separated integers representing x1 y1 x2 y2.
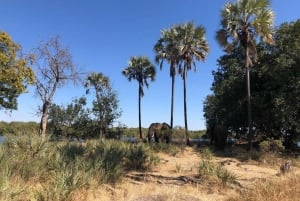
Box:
170 75 175 129
99 120 104 138
183 68 190 146
40 101 50 137
246 49 253 151
138 85 142 139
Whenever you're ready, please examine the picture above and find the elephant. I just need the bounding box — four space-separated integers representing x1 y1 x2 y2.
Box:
208 123 228 150
147 122 172 143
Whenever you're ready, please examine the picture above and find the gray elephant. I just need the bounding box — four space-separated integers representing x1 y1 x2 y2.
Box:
209 124 228 150
147 122 172 143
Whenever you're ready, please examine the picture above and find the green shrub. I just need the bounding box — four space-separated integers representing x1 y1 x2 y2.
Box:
201 147 213 160
198 160 237 185
0 134 162 200
125 143 150 170
259 139 284 153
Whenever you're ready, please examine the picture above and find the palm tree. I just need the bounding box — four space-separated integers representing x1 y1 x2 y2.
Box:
216 0 274 150
154 28 180 129
122 56 156 139
85 72 110 137
154 22 209 145
175 22 209 145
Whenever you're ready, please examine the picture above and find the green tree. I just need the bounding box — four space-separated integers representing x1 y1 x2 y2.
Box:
216 0 274 150
205 19 300 148
33 36 81 137
204 47 253 139
154 27 181 129
177 22 209 146
122 56 156 139
0 31 35 110
85 72 121 137
47 97 92 139
264 20 300 146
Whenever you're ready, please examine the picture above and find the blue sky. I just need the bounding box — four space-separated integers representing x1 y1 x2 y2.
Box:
0 0 299 130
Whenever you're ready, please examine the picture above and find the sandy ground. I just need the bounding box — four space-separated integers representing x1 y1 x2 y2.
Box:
81 146 299 201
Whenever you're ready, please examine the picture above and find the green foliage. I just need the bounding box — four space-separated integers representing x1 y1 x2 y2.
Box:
259 139 285 153
215 0 274 149
85 72 122 137
198 160 237 185
47 97 94 139
0 31 35 110
0 134 157 200
122 56 156 97
122 56 156 138
201 147 213 160
0 121 39 136
204 19 300 144
189 130 206 138
125 143 150 170
155 22 209 143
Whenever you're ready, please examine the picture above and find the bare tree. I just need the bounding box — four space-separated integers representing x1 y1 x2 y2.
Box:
34 36 81 137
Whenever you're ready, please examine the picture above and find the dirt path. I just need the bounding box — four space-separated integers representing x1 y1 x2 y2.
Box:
148 147 280 187
86 147 298 201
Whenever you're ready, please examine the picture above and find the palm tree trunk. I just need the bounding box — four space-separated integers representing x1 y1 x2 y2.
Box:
245 49 253 151
170 75 175 129
183 68 190 146
138 85 142 139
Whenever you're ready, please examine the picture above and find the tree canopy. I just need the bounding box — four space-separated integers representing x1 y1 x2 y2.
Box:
122 56 156 138
216 0 274 149
0 31 35 110
204 19 300 147
85 72 122 136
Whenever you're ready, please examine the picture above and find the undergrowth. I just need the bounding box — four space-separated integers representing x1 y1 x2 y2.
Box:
0 134 156 200
198 160 237 185
227 173 300 201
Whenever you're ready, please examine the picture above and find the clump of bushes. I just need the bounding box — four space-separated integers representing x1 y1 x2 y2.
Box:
198 160 237 185
259 138 285 153
0 134 156 200
200 147 213 160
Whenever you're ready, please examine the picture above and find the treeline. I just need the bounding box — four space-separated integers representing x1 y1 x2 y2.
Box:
0 121 206 140
204 19 300 148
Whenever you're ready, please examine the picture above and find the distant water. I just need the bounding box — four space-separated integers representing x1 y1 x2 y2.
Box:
0 135 4 144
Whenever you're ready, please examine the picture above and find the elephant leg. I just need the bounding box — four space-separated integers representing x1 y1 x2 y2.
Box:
210 134 214 145
165 136 170 144
154 131 159 143
148 133 152 142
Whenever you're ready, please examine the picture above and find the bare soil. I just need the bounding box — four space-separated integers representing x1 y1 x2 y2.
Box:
82 146 299 201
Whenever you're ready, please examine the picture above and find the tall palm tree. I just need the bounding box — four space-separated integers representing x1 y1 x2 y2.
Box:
154 28 180 129
85 72 110 137
175 22 209 145
122 56 156 139
216 0 274 150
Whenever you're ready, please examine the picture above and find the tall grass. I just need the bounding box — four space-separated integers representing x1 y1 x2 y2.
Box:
200 147 213 160
0 134 154 200
228 173 300 201
198 160 237 185
149 142 180 156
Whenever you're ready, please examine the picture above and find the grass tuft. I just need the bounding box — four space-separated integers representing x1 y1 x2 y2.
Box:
198 160 237 185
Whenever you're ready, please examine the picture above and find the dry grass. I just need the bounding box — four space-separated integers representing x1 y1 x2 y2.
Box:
83 147 299 201
227 173 300 201
82 181 233 201
1 136 300 201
